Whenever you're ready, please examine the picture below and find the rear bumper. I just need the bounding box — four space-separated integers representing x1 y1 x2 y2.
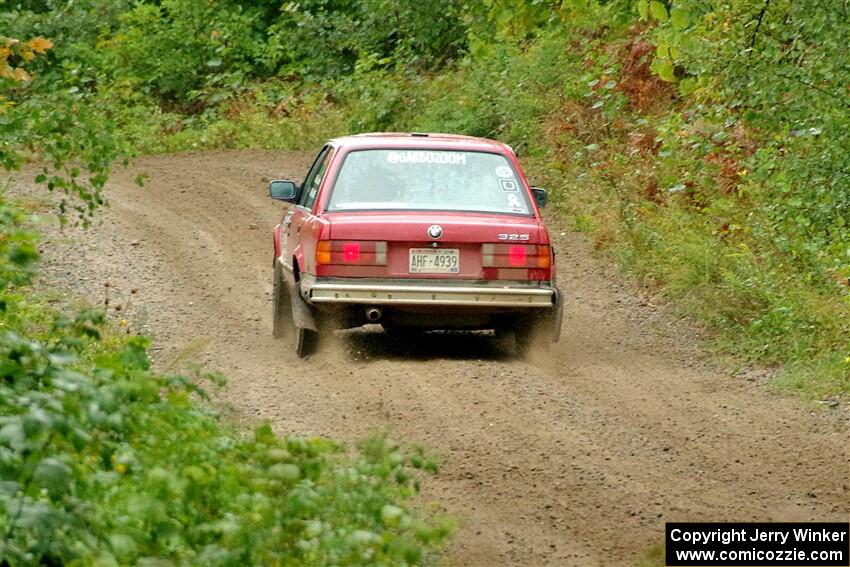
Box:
299 275 557 308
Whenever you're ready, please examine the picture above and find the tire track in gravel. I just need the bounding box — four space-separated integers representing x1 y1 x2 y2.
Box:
19 150 849 566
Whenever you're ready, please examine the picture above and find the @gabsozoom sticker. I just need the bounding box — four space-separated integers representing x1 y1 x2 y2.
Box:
499 178 519 192
386 151 466 165
495 165 514 178
507 194 522 208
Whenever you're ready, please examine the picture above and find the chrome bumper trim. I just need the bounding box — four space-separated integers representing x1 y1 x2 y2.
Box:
303 278 555 308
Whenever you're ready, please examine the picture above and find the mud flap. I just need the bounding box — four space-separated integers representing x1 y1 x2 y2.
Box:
281 262 318 332
551 287 564 343
290 289 318 332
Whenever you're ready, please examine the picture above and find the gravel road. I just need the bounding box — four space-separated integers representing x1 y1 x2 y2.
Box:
18 150 849 566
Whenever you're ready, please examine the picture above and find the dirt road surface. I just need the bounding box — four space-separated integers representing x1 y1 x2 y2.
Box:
20 150 849 566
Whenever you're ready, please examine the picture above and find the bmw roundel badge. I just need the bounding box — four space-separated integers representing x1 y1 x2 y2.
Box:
427 225 443 239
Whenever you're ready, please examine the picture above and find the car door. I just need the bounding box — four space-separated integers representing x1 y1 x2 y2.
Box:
283 145 333 277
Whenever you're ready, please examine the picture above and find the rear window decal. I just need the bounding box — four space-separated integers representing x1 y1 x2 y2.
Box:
495 165 514 178
386 151 467 165
499 179 519 192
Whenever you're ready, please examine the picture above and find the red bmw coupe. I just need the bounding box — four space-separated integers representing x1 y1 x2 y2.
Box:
269 133 563 357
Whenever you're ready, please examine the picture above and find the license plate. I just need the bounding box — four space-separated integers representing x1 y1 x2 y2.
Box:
409 248 460 273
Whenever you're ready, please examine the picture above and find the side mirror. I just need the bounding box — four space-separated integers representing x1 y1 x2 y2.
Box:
269 180 298 202
531 187 548 208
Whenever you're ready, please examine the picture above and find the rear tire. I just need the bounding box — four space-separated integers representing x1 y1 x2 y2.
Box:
514 311 559 357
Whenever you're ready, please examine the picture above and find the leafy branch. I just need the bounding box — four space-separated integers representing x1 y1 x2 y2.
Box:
773 71 850 109
748 0 772 48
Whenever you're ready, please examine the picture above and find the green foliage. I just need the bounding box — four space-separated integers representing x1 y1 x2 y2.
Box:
0 30 126 224
2 0 470 154
0 197 450 566
409 33 585 156
643 0 850 277
0 197 38 297
265 0 466 80
101 0 267 104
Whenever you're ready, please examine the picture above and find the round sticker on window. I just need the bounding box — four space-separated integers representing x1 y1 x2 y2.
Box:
495 165 514 178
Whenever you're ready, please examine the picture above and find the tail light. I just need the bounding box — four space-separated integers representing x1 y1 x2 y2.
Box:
508 245 526 267
316 240 387 266
482 243 552 280
483 244 551 268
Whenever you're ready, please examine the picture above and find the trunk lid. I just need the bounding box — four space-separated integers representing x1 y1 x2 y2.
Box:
322 211 545 279
325 211 542 243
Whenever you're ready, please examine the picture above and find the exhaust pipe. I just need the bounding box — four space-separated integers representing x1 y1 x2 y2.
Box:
365 307 383 322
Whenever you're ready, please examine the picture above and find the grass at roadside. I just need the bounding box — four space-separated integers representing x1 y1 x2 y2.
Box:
516 27 850 398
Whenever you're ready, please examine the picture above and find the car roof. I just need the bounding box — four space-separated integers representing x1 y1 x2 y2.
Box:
329 132 514 154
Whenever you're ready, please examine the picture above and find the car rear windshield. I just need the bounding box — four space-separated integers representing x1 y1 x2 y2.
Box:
326 149 533 215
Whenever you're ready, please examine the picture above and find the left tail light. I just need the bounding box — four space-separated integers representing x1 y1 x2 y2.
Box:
316 240 387 265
